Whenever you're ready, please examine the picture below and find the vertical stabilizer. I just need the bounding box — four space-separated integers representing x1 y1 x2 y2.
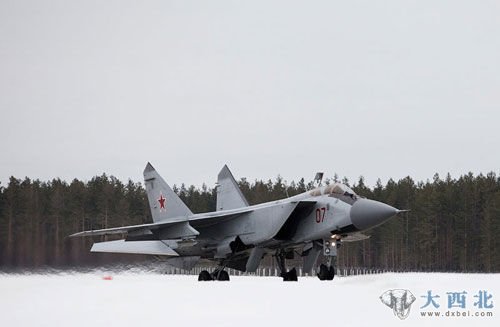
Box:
143 163 193 222
216 165 249 211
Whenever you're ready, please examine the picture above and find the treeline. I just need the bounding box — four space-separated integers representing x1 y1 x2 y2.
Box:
0 172 499 272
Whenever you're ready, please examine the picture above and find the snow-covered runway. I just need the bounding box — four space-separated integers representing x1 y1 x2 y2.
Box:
1 272 498 326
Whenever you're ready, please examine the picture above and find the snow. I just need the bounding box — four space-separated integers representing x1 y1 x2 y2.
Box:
0 272 498 327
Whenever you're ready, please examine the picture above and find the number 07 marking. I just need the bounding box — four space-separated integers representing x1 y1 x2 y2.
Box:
315 207 326 223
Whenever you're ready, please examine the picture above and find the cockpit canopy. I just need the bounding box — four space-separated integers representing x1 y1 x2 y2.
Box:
324 183 357 197
309 183 359 204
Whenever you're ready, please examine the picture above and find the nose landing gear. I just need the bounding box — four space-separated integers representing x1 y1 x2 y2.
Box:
317 263 335 280
317 239 337 281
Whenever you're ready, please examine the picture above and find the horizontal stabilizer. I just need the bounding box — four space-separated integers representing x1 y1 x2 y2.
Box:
91 240 179 256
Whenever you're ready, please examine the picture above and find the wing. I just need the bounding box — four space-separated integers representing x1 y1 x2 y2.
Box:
69 207 255 238
70 221 171 237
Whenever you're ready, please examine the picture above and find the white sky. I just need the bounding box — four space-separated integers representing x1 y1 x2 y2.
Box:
1 0 499 188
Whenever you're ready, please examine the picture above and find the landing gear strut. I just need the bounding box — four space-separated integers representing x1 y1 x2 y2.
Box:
317 239 337 281
317 259 335 280
212 268 230 281
276 250 298 281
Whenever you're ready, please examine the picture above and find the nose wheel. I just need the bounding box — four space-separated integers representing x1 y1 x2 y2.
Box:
317 263 335 280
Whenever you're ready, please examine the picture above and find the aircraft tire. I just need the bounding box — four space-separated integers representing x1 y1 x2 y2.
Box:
317 264 329 281
327 266 335 280
198 270 213 281
282 268 298 282
217 270 230 281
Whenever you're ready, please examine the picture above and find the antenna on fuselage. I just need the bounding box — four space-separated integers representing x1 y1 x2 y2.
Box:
314 172 324 186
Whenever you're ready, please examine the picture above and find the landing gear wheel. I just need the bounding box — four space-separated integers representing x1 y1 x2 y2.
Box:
328 266 335 279
217 270 230 281
317 264 335 281
198 270 213 281
281 268 298 282
211 269 230 281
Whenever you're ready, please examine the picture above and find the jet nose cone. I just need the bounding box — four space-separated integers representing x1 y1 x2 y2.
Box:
350 199 399 230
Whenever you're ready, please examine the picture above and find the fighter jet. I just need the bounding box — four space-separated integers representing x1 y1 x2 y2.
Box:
70 163 405 281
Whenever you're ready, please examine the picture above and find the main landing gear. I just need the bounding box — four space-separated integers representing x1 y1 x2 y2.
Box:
198 270 213 281
276 250 298 282
198 267 230 281
317 239 338 281
282 268 298 281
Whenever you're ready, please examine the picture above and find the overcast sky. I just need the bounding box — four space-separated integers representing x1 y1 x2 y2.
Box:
1 0 499 188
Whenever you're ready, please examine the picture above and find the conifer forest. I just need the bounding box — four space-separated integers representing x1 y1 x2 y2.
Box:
0 171 499 272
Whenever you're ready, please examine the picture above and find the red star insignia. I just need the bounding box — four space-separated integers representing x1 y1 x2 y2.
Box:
158 194 166 210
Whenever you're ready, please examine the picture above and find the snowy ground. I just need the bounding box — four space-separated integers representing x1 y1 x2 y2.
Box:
0 272 498 327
